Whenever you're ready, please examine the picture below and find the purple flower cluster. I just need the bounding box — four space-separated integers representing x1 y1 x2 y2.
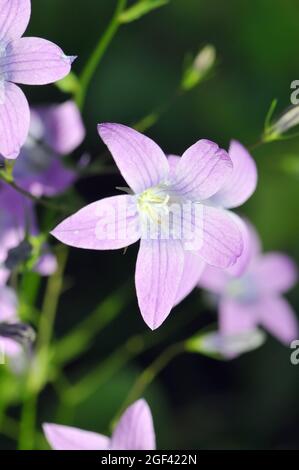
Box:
0 0 297 451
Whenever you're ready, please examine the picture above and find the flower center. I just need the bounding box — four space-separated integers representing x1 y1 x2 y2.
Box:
137 185 171 223
226 275 259 304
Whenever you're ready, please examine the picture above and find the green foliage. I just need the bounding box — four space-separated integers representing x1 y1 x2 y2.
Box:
119 0 169 23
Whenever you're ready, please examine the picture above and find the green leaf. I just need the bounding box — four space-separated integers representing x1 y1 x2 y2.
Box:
119 0 169 24
56 72 81 95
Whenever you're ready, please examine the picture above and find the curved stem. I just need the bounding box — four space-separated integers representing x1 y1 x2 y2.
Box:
114 342 185 425
76 0 127 110
0 173 68 213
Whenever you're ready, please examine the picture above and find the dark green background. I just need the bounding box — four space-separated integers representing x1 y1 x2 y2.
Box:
3 0 299 450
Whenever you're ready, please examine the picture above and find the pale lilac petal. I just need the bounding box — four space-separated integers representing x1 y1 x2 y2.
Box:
167 154 180 178
0 286 18 322
172 139 232 200
226 214 252 277
43 424 109 451
175 251 205 305
252 253 297 294
15 156 76 197
0 337 22 358
0 0 31 42
198 206 243 268
0 267 9 286
198 264 230 294
2 37 75 85
0 82 30 159
36 101 85 154
98 123 169 194
34 252 57 276
110 400 156 450
258 296 298 344
219 298 259 335
135 239 184 329
51 195 140 250
208 140 257 208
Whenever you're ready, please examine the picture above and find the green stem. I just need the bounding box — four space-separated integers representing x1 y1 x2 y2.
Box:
76 0 127 110
53 282 132 366
18 393 37 450
0 172 68 213
113 342 185 425
37 246 68 351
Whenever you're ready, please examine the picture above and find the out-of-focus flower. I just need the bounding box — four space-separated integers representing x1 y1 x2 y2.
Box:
43 399 156 450
0 282 21 358
181 44 216 91
0 183 57 276
51 123 244 330
198 223 298 345
171 140 257 306
13 101 85 197
0 0 76 159
186 327 266 359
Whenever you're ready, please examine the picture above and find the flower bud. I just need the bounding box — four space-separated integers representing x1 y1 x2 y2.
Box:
181 44 216 91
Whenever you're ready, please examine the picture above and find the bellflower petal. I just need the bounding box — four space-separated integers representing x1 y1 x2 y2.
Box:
259 296 298 344
110 399 156 450
219 298 259 335
43 424 109 451
135 239 184 329
0 82 30 159
2 37 75 85
198 264 229 294
35 101 85 154
15 156 76 197
34 251 57 276
175 251 205 305
98 123 169 194
198 206 243 268
0 0 31 43
208 140 257 208
0 286 18 322
252 253 297 294
172 139 233 200
51 195 140 250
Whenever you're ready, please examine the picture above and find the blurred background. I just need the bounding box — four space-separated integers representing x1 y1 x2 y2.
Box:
1 0 299 450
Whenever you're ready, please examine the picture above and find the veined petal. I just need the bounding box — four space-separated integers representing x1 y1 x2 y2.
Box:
258 296 298 344
98 123 169 194
35 101 85 154
219 298 259 335
226 214 252 277
135 238 184 330
172 139 232 200
175 251 205 305
43 424 109 451
209 140 257 209
51 195 140 250
110 400 156 451
2 37 75 85
252 253 298 294
0 82 30 159
0 0 31 43
198 205 243 268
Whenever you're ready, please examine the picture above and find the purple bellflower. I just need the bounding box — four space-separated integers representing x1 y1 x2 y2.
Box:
0 0 76 159
51 124 248 330
13 101 85 197
0 183 57 276
43 399 156 450
199 222 298 345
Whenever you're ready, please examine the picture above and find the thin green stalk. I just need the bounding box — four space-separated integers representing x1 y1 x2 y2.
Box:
53 282 132 365
37 246 68 351
76 0 127 109
18 393 37 450
113 342 185 426
0 172 68 213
